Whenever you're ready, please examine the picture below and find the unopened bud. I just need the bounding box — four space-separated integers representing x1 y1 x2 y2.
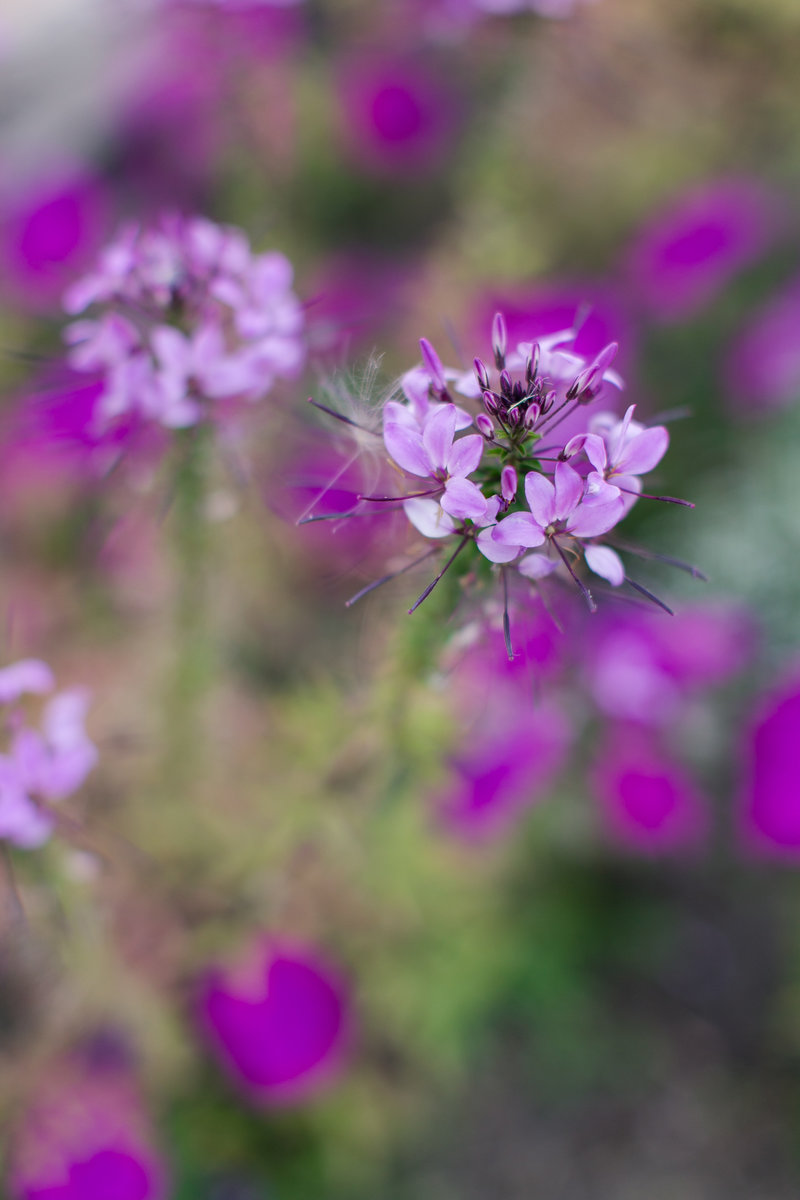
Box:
473 357 490 390
524 403 540 429
501 466 518 503
482 390 499 414
492 311 507 369
476 413 494 438
419 337 446 392
499 368 513 395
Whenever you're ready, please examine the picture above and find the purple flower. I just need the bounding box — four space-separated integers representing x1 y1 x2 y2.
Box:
591 730 708 854
626 177 781 322
480 462 627 580
436 702 570 841
337 52 461 177
0 660 96 851
63 215 305 432
585 603 756 725
723 273 800 416
7 1045 168 1200
0 166 111 310
384 403 487 520
317 312 684 629
196 937 352 1106
470 281 634 368
738 667 800 859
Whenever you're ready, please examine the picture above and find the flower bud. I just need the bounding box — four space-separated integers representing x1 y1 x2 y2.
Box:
476 413 494 438
473 357 491 390
482 390 499 414
524 403 540 429
492 311 507 370
501 466 518 503
419 337 447 392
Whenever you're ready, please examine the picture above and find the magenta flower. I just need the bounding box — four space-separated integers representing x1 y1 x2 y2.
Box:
0 166 110 310
196 937 352 1106
585 603 755 725
591 730 708 854
739 667 800 859
337 52 461 177
7 1043 168 1200
723 274 800 416
626 177 780 322
436 702 570 841
470 281 634 369
0 660 96 850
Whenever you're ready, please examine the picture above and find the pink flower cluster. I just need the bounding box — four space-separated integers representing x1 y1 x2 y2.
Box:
356 314 679 622
63 215 305 432
435 599 754 853
0 659 96 850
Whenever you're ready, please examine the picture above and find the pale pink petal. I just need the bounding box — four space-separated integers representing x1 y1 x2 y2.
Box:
0 660 55 703
567 496 626 538
524 471 557 527
584 544 625 585
553 462 583 521
476 526 523 563
422 404 457 470
518 553 559 580
617 426 669 475
384 423 431 477
492 512 547 548
403 498 457 538
441 478 487 521
446 434 484 478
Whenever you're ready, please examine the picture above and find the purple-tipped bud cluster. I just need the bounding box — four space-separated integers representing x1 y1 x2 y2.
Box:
328 310 688 635
62 215 305 432
0 659 97 849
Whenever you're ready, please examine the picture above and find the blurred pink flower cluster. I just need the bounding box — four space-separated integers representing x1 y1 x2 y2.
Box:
0 659 96 851
436 599 756 853
63 215 305 431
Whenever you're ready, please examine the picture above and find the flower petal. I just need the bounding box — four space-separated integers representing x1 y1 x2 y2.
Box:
524 471 557 527
553 462 583 521
403 498 457 539
446 434 484 478
384 423 431 477
584 544 625 585
518 553 559 580
442 478 487 522
567 495 626 538
617 426 669 476
492 513 546 549
422 404 457 470
476 527 523 563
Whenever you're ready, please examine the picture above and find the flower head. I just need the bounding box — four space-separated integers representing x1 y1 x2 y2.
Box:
63 215 305 433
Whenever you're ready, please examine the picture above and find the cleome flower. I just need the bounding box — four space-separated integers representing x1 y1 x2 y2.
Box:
62 215 305 433
305 312 695 652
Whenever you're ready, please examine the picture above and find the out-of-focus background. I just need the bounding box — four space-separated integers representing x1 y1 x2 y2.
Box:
3 1 800 1197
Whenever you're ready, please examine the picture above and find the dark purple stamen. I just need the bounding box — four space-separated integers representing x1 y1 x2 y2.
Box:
617 486 694 508
625 576 674 615
502 567 514 661
408 536 470 614
609 537 708 580
345 547 438 608
358 488 440 502
553 538 596 613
